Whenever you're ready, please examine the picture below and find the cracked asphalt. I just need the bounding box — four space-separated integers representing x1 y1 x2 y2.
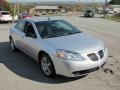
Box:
0 16 120 90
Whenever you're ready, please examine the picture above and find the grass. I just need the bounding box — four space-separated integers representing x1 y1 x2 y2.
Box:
105 14 120 22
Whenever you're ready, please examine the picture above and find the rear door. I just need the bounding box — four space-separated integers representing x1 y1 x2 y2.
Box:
13 20 26 50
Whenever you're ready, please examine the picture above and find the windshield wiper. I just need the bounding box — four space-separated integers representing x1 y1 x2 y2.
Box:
42 32 81 39
56 32 81 37
42 35 54 39
42 35 62 39
67 32 81 35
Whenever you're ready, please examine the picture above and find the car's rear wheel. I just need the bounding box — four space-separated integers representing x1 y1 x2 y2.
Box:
10 38 17 51
39 53 56 77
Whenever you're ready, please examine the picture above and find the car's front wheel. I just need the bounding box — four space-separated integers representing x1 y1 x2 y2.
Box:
39 53 56 77
10 38 17 51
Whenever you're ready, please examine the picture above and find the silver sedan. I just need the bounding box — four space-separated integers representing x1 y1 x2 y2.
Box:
9 17 108 77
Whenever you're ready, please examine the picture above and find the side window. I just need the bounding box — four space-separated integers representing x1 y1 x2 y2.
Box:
15 21 26 32
35 22 44 36
24 22 36 37
43 23 53 37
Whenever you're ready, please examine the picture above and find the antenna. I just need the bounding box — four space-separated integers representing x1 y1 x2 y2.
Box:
79 0 81 5
48 17 50 20
1 0 3 10
17 0 20 15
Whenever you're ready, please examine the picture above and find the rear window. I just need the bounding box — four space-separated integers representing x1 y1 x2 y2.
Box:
86 10 92 13
22 14 29 16
1 12 10 15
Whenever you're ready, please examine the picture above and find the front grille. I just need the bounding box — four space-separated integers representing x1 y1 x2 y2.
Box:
98 50 104 59
87 53 99 61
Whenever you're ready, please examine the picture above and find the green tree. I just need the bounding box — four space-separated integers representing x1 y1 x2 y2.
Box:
0 0 12 13
109 0 120 5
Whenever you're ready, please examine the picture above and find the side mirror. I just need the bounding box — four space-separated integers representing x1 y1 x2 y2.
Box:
25 32 37 38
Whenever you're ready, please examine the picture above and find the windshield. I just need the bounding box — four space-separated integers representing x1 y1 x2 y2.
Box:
86 10 92 13
35 20 82 39
1 12 10 15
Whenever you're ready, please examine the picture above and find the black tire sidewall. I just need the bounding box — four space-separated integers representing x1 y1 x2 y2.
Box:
10 38 17 51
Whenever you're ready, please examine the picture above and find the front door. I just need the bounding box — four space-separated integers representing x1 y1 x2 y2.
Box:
21 21 38 59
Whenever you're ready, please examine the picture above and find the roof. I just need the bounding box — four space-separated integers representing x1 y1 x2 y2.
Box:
26 17 61 22
34 6 59 10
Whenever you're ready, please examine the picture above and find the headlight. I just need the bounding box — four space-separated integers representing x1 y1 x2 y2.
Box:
56 49 85 61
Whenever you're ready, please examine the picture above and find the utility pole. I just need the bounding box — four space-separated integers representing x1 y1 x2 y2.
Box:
79 0 81 5
105 0 108 9
1 0 4 10
79 0 81 11
104 0 108 17
14 0 17 15
17 0 20 15
93 0 95 10
92 0 95 17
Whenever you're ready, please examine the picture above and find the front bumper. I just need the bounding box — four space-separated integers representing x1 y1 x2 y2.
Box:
52 49 108 77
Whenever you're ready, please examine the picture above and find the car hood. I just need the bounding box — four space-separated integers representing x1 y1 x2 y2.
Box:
44 33 104 53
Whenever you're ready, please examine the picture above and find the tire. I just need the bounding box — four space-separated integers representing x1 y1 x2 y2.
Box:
39 53 56 77
10 37 17 51
9 21 12 23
